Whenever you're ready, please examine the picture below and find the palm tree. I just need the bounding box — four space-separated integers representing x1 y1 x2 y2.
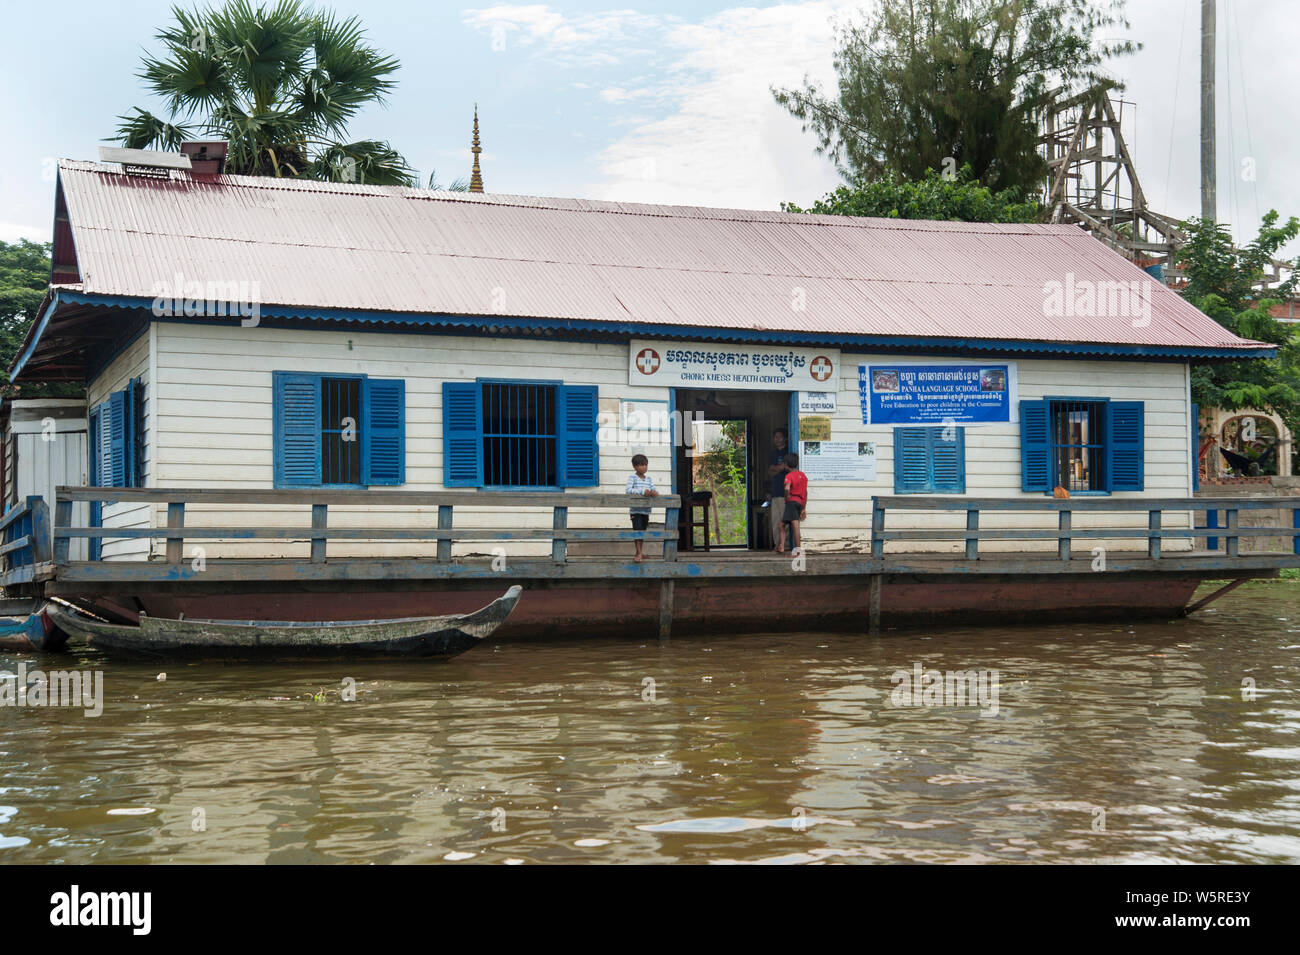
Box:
426 171 469 192
114 0 415 185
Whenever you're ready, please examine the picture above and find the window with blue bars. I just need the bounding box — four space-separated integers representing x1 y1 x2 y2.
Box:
893 427 965 494
273 372 405 488
1020 398 1144 493
482 383 558 487
443 380 599 489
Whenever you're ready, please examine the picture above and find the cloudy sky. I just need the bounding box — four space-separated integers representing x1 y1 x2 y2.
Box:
1 0 1296 253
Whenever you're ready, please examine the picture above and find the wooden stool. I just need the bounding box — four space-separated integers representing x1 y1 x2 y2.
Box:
684 491 712 551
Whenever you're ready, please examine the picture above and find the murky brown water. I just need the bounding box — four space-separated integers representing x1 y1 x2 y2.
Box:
2 582 1298 864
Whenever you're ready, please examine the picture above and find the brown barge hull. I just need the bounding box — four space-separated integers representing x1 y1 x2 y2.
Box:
92 572 1209 640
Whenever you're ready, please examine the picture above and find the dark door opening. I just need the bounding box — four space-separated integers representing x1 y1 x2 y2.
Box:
673 389 794 550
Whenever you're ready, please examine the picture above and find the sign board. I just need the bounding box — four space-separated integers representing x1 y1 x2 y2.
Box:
631 340 841 392
621 399 670 431
798 391 837 413
859 362 1018 425
799 416 831 441
800 440 877 481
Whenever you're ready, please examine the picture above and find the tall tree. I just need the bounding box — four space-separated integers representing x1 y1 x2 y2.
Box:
1180 212 1300 434
782 165 1042 222
774 0 1137 192
115 0 415 185
1 239 80 397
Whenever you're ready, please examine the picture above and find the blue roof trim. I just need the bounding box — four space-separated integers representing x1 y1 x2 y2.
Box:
45 291 1279 362
10 290 63 380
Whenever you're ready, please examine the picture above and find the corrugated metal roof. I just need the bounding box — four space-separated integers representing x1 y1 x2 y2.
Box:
50 158 1262 351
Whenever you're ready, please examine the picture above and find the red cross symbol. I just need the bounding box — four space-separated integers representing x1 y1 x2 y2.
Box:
635 348 661 375
810 356 834 382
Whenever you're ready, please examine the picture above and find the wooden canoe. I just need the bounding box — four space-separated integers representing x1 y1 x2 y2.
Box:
45 585 522 660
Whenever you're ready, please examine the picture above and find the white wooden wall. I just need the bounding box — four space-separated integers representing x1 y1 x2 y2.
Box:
7 403 90 562
88 322 1194 559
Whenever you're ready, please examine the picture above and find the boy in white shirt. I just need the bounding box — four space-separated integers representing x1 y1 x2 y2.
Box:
626 453 658 563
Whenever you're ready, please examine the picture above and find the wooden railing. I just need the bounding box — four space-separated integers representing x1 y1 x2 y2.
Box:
871 495 1300 559
0 496 51 584
47 487 681 567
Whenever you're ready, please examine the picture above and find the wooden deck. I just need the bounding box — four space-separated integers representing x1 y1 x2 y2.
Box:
4 488 1299 637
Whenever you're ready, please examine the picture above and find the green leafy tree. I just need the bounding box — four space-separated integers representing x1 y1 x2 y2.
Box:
115 0 415 185
773 0 1137 192
0 239 81 398
782 165 1042 222
1180 211 1300 434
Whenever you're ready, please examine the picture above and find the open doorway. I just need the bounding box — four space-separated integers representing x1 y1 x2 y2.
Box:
674 389 794 550
689 417 749 547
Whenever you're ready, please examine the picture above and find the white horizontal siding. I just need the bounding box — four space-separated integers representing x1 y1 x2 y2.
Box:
142 323 1194 558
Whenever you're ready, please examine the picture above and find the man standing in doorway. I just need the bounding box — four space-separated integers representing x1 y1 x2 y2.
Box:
767 427 790 550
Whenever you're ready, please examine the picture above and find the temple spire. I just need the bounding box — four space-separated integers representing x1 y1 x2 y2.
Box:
469 105 484 194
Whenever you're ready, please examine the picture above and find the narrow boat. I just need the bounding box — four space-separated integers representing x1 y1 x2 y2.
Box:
44 586 523 660
0 602 66 653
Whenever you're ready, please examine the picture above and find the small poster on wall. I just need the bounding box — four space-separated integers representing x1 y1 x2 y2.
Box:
799 416 832 441
798 391 838 413
800 440 877 481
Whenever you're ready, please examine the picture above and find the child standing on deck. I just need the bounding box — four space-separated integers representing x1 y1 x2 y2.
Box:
626 453 658 563
779 452 807 555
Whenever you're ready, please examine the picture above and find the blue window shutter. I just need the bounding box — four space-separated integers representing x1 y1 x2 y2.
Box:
107 390 127 488
88 404 103 561
1020 400 1051 492
559 385 599 487
1108 401 1144 491
894 427 931 493
124 378 142 486
442 382 482 487
362 378 405 485
273 372 321 487
932 428 965 493
1191 403 1200 492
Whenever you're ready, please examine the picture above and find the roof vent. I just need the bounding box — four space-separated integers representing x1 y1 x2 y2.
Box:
180 140 229 176
97 146 191 178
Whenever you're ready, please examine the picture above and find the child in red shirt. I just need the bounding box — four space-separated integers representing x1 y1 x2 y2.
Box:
779 452 807 554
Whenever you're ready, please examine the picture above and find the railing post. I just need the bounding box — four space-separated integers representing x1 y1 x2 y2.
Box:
871 499 884 557
663 504 679 562
29 497 51 565
310 504 327 563
1206 507 1219 551
53 496 72 564
552 505 567 563
437 505 452 562
1148 508 1161 559
1226 508 1239 558
1058 508 1071 561
165 501 185 565
965 509 979 560
1293 506 1300 557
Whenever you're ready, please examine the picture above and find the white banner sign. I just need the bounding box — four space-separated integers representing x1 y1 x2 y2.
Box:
630 340 841 392
800 440 877 482
798 391 838 413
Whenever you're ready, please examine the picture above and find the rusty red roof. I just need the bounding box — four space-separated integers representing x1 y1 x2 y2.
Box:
17 158 1272 378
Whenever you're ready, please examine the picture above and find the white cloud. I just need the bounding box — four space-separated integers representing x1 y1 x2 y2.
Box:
463 2 851 209
0 221 50 244
591 2 853 209
462 5 667 65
